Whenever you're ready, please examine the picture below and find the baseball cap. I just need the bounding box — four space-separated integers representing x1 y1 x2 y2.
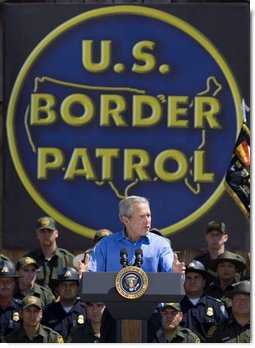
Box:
16 257 39 271
36 216 57 231
206 221 226 234
161 303 181 311
94 229 112 243
21 295 42 310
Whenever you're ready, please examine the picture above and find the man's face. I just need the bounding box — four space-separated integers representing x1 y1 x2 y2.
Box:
161 307 183 331
122 203 151 239
21 305 42 327
85 303 105 325
205 230 228 251
57 281 78 301
231 293 250 316
184 272 206 297
36 228 58 247
0 277 16 299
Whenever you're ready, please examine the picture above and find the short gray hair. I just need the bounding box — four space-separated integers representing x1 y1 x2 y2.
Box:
119 196 149 221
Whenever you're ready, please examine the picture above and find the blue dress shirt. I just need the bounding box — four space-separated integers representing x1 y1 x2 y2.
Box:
89 230 173 272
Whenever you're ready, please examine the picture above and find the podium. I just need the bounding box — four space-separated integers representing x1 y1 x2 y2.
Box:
80 271 185 342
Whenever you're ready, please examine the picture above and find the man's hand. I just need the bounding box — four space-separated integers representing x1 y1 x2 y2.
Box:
78 253 90 278
172 253 186 274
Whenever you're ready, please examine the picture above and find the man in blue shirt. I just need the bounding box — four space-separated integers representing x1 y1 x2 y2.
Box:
85 196 178 273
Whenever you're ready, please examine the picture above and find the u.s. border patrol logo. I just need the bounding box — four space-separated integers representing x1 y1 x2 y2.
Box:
7 6 242 239
115 266 148 299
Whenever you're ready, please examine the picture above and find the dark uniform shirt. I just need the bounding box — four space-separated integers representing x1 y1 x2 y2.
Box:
206 316 250 343
2 324 64 343
0 298 21 339
205 281 234 315
150 325 201 343
67 321 100 343
180 294 228 342
14 282 55 309
24 247 74 295
41 299 87 341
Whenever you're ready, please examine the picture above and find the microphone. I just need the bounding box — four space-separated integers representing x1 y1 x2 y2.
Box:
120 248 129 268
134 248 143 268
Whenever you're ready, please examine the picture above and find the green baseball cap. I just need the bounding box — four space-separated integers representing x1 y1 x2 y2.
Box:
16 257 39 271
161 303 181 311
207 221 226 234
36 216 57 231
21 295 42 310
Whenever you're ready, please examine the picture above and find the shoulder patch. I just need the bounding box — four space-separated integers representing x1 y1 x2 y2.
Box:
206 325 217 338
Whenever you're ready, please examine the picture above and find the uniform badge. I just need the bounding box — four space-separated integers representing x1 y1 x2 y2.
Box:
41 217 50 227
27 296 38 304
57 336 64 343
195 338 201 343
1 266 9 273
77 314 84 325
64 270 72 278
24 257 34 264
206 307 214 316
12 312 20 321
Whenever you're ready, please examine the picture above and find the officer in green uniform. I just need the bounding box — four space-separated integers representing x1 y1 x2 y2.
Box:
206 251 246 313
14 256 55 308
2 295 64 343
148 303 201 343
206 280 250 343
24 216 74 296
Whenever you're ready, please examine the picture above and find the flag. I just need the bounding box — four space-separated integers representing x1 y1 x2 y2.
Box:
225 122 250 219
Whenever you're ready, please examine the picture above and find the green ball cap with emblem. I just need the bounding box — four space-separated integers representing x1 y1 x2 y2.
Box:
21 295 43 310
36 216 57 231
16 257 39 271
206 220 226 234
161 303 181 311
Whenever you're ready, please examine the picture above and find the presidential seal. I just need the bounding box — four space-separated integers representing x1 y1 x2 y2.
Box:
115 266 148 299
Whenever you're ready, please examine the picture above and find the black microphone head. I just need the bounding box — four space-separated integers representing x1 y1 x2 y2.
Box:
135 248 143 257
120 248 128 257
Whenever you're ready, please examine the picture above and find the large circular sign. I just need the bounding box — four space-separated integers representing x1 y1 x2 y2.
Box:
7 6 242 238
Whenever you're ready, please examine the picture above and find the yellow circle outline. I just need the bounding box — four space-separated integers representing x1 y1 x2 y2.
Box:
6 5 242 238
115 266 148 299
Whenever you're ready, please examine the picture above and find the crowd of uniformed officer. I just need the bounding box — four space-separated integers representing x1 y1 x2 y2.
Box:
0 217 250 343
